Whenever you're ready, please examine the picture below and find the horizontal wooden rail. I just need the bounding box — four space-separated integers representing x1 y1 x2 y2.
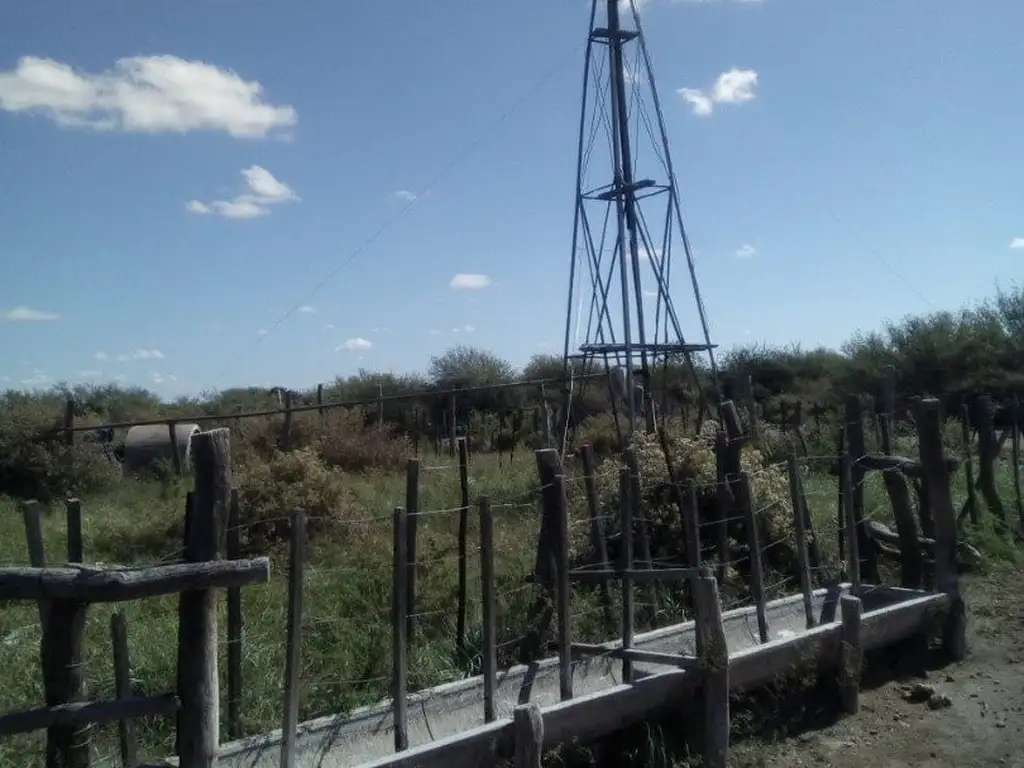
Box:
0 558 270 602
571 643 698 670
569 567 698 585
0 694 180 736
59 372 608 434
825 453 960 479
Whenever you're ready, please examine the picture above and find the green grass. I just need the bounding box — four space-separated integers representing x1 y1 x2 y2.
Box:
1 441 1022 767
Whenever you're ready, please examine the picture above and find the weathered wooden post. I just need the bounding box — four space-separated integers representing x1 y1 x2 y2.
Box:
917 399 968 661
280 509 306 768
553 474 573 701
844 395 878 582
177 427 231 767
580 445 614 627
405 458 420 642
787 455 815 629
65 498 83 564
392 506 409 752
479 496 497 723
619 467 635 684
225 490 243 741
972 395 1005 526
738 472 768 643
456 437 470 661
167 420 183 478
513 703 543 768
838 594 863 714
110 611 138 768
281 391 293 451
961 400 979 526
695 576 729 768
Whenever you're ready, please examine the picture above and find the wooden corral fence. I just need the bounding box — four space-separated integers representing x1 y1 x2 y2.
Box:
5 388 977 767
0 429 271 768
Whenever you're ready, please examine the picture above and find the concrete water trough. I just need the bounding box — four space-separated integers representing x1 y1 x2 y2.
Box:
190 583 948 768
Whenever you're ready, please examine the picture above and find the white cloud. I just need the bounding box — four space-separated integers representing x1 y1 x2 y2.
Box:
118 348 164 361
452 324 476 333
94 351 108 361
429 329 442 336
150 372 179 385
713 68 758 104
394 190 418 202
21 371 48 386
678 68 758 116
325 323 335 330
0 55 296 138
1010 237 1024 249
371 326 391 333
77 369 102 379
297 305 315 314
450 273 492 290
337 337 372 351
5 306 59 321
256 329 269 338
188 165 298 219
735 244 757 259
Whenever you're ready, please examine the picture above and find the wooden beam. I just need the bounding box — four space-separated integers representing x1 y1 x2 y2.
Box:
0 558 271 602
0 694 179 737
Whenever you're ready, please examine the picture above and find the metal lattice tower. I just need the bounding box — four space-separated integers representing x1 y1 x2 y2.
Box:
562 0 718 439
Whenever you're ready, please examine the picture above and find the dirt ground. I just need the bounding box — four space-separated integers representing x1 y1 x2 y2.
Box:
728 565 1024 768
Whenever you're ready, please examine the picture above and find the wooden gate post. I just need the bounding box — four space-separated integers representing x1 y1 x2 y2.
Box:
177 428 232 767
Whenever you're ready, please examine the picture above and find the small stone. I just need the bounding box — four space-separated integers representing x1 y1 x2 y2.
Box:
903 683 936 703
927 693 952 710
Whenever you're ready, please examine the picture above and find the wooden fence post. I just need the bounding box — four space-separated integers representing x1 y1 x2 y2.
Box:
623 446 656 618
522 449 561 663
513 703 543 768
448 392 457 457
167 420 183 478
916 399 967 661
838 594 863 715
392 506 409 752
738 472 768 643
21 499 48 633
972 395 1005 526
280 509 306 768
110 611 138 768
405 459 420 643
1012 394 1023 531
553 475 573 701
844 395 878 583
695 576 729 768
961 401 979 526
456 437 470 661
177 427 231 768
580 445 613 627
787 455 815 629
619 467 635 684
281 391 293 452
479 496 497 723
42 597 91 767
64 399 75 448
841 440 861 595
66 499 83 564
226 489 243 741
316 383 325 422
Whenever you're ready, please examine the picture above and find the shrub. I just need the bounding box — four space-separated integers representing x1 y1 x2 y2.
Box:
315 408 412 473
573 413 627 457
0 398 120 500
234 447 354 552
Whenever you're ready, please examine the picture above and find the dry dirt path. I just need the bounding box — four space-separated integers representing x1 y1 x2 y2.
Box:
728 566 1024 768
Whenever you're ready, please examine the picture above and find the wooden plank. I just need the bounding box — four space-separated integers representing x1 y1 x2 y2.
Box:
838 595 863 714
479 496 497 723
554 475 572 701
65 499 83 564
739 472 769 643
392 506 409 752
110 611 138 768
226 489 243 741
0 559 271 602
568 567 698 584
41 598 91 767
571 644 698 669
513 703 543 768
457 437 470 661
0 694 180 737
280 509 306 768
177 427 231 768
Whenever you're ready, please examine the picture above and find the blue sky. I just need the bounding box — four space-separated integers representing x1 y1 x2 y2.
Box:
1 0 1022 398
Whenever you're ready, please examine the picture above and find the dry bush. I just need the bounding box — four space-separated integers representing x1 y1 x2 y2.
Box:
314 408 412 473
233 447 354 552
0 399 121 500
572 412 627 457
